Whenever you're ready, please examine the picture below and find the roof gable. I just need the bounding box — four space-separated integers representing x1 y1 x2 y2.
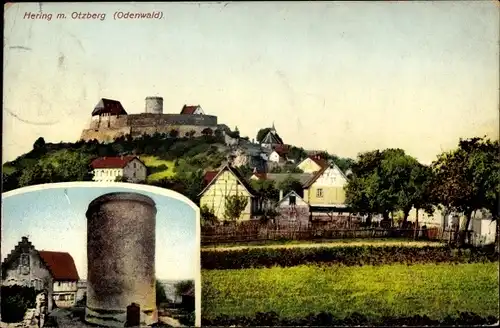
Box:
38 251 79 281
277 190 307 206
91 156 143 169
303 163 348 188
2 237 36 277
181 105 204 115
198 164 256 197
261 130 284 145
92 98 127 116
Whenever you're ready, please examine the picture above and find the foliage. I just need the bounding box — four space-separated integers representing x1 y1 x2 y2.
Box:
270 164 303 173
277 176 303 197
156 280 168 305
430 137 500 244
115 175 128 182
201 245 498 270
18 150 94 187
202 127 214 136
201 205 219 226
251 179 280 203
174 280 194 297
169 129 180 138
1 285 37 323
224 194 249 221
287 146 307 163
345 148 433 222
201 263 499 324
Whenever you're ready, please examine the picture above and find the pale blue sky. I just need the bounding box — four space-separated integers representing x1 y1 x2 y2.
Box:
1 184 197 280
3 1 499 164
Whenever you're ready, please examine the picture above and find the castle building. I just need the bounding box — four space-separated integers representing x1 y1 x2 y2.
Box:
90 156 147 183
80 97 220 143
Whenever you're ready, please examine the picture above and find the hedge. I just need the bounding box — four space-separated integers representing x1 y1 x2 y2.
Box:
202 311 499 327
201 245 499 270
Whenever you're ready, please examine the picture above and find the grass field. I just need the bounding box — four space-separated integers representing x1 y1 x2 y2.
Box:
141 156 176 182
202 238 446 251
202 262 499 321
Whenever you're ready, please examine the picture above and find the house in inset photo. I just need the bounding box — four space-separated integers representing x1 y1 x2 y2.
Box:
91 156 147 183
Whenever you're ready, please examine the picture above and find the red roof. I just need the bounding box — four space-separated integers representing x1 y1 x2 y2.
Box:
203 171 218 185
309 155 328 169
38 251 79 281
91 156 139 169
180 105 200 115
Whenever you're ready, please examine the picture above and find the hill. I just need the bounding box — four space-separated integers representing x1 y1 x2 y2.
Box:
1 133 230 202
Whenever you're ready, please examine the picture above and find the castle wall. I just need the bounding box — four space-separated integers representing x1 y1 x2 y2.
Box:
81 127 131 142
89 115 128 129
126 113 217 127
82 113 218 143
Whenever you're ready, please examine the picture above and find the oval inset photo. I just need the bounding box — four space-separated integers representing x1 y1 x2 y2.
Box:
2 182 200 327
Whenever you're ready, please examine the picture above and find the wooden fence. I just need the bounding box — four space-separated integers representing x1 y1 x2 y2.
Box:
200 221 460 246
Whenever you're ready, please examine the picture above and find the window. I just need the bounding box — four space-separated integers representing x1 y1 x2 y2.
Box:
289 195 296 205
316 188 324 198
133 162 136 168
58 282 61 287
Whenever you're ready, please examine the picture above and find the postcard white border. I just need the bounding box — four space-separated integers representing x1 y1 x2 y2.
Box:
2 181 202 327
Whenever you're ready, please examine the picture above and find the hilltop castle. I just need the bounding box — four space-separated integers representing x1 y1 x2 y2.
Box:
80 96 224 143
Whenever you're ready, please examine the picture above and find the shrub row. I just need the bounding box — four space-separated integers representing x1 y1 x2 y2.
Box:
202 311 499 327
201 245 499 270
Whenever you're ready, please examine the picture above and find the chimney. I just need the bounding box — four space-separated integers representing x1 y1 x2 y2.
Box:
279 189 283 200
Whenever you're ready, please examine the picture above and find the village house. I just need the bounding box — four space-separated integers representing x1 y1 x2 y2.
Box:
1 237 80 310
91 155 147 183
260 123 284 150
275 190 310 225
302 162 350 218
199 164 259 221
296 154 329 174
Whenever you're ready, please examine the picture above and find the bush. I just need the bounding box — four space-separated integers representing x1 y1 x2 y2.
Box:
201 311 498 327
1 285 37 323
201 245 499 270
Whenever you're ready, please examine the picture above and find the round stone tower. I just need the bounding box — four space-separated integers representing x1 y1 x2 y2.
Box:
145 96 163 114
85 192 157 327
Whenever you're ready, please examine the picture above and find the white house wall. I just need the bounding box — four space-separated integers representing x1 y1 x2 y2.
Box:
312 166 347 188
123 159 147 182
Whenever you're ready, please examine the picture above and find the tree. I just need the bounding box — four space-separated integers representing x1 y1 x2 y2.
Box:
33 137 47 153
344 148 430 223
256 128 272 143
201 128 213 137
430 137 500 245
115 175 129 182
156 280 168 305
251 179 280 212
277 176 303 197
174 280 194 298
169 129 179 138
224 194 249 221
200 205 218 226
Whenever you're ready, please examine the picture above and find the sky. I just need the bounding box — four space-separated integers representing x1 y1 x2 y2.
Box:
3 1 499 165
1 183 198 281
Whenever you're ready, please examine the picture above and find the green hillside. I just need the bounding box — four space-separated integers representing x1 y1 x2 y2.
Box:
1 134 230 202
140 156 176 182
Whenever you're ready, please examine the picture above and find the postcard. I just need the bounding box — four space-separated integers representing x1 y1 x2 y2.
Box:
3 1 499 327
